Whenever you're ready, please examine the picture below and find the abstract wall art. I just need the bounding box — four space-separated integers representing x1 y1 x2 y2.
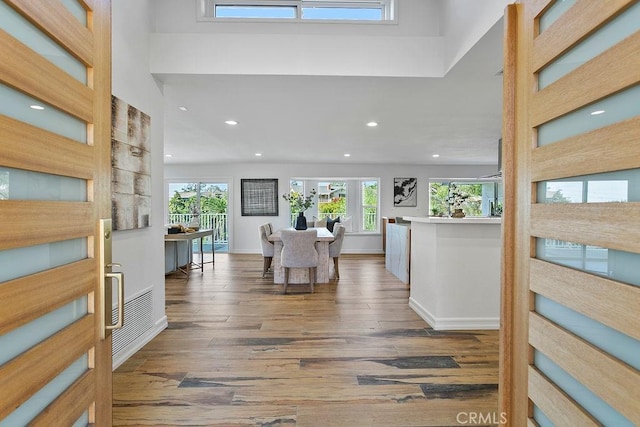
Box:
111 95 151 230
241 178 279 216
394 177 417 207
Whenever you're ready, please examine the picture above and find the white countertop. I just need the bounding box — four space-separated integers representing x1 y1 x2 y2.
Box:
403 216 502 225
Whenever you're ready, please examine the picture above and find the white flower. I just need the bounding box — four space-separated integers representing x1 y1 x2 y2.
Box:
447 184 468 210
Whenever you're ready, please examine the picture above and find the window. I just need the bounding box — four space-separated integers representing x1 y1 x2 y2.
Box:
317 181 347 220
199 1 394 22
167 181 230 252
362 180 377 231
429 179 503 218
287 178 379 232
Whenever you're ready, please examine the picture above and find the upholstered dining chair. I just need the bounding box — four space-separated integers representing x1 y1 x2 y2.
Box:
328 224 346 279
280 229 319 294
259 224 274 277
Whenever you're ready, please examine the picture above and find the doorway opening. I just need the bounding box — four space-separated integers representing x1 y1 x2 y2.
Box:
167 181 229 254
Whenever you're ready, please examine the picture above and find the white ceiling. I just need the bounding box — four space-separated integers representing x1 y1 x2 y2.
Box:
158 17 504 167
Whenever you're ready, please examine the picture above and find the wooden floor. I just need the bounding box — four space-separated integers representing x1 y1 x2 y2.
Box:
113 254 499 426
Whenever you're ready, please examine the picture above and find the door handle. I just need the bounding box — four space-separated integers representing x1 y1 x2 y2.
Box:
99 218 126 338
106 263 124 330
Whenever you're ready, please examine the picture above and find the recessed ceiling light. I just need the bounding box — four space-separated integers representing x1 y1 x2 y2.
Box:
165 154 173 158
590 110 605 115
366 121 378 127
255 153 262 157
432 154 440 158
30 105 45 110
178 106 188 111
344 153 351 157
225 120 238 125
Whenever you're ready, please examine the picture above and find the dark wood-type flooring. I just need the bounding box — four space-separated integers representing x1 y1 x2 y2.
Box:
113 254 499 426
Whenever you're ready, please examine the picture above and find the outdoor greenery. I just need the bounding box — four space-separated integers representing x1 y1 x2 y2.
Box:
168 183 228 215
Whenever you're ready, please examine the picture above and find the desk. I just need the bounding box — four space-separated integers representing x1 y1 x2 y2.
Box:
164 229 214 277
268 227 335 284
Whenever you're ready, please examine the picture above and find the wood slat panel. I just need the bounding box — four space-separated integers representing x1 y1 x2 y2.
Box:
528 366 599 426
531 31 640 127
529 313 640 424
5 0 93 66
78 0 94 12
0 201 94 251
0 115 94 179
0 29 93 123
530 202 640 254
531 116 640 182
499 5 519 426
0 259 95 335
0 315 94 420
528 0 550 22
533 0 630 72
29 370 95 427
530 258 640 340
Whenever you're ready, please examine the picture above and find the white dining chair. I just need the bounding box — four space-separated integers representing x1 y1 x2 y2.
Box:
280 229 319 294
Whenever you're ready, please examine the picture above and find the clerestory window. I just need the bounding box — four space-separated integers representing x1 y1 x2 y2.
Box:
198 1 395 22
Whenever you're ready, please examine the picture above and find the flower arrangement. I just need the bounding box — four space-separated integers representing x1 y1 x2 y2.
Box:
447 184 469 210
283 188 317 213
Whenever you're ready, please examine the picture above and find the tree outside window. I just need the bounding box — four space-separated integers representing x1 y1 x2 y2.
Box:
362 180 378 231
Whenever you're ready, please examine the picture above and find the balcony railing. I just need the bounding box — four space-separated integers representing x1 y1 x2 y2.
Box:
168 213 228 243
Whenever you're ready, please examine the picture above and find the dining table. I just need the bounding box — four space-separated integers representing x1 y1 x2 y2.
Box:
268 227 335 284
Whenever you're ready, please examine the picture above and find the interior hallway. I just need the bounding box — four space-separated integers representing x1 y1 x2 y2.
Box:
113 254 499 426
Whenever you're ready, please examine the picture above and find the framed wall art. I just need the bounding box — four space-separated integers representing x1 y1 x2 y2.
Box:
394 177 417 207
241 178 279 216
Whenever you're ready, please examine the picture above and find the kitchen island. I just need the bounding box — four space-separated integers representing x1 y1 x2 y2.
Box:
404 216 501 330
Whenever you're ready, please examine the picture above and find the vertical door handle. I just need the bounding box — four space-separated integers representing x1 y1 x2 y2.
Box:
106 263 125 330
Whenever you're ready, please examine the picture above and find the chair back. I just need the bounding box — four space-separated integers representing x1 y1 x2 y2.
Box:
259 224 274 257
280 229 318 268
329 224 345 258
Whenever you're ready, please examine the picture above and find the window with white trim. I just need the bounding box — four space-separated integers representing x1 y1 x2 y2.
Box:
287 178 380 232
199 1 395 22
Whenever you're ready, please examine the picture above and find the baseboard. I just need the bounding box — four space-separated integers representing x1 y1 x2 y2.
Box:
112 315 168 370
409 297 499 331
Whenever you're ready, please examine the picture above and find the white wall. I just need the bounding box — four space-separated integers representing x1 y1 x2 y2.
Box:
149 0 446 78
439 0 510 73
165 162 496 254
112 0 167 362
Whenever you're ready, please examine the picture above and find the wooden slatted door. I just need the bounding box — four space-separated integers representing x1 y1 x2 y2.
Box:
501 0 640 425
0 0 113 425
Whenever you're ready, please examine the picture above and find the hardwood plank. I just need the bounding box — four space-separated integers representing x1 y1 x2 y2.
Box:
531 30 640 127
529 312 640 424
530 258 640 340
5 0 94 65
0 259 94 334
533 0 631 72
0 315 94 420
0 29 93 123
0 200 93 250
531 116 640 182
114 254 499 426
0 115 95 179
528 365 599 426
530 202 640 253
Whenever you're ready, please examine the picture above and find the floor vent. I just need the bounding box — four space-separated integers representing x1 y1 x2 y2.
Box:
112 289 153 357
